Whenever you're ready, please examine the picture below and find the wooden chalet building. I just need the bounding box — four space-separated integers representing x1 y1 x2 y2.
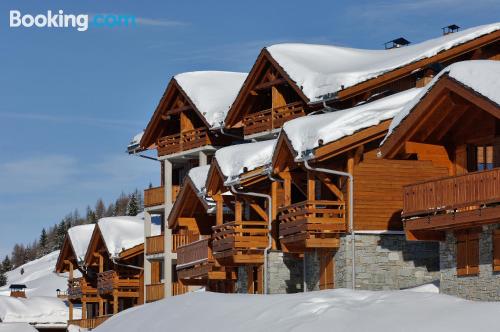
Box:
136 71 247 300
55 224 101 328
379 60 500 300
224 23 500 140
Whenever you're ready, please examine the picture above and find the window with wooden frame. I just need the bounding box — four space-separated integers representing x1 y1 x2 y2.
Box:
455 229 480 276
493 229 500 272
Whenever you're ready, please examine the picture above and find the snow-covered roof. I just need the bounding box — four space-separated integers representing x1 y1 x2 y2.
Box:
0 296 69 326
127 131 144 153
0 251 75 298
67 224 95 264
98 216 161 258
214 140 276 184
0 323 38 332
384 60 500 145
187 165 211 193
94 288 500 332
174 71 248 128
266 22 499 102
282 88 423 160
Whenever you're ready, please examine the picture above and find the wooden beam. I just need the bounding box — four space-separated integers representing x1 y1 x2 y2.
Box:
165 105 191 116
254 78 286 91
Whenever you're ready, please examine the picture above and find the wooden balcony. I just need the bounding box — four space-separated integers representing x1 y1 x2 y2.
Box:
157 128 211 157
145 283 165 303
68 277 97 301
212 221 268 265
97 270 140 296
176 238 218 284
279 200 346 252
172 232 199 253
144 186 165 207
172 281 189 296
243 102 305 136
146 234 165 255
403 168 500 231
68 315 111 330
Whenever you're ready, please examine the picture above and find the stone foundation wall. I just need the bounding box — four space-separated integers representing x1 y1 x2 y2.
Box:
335 233 440 290
440 225 500 301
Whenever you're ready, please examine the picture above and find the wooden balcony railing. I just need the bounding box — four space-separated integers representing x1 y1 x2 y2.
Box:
177 238 212 267
279 200 346 251
146 234 165 255
243 102 305 136
403 168 500 218
68 277 97 300
172 281 189 296
146 283 165 303
97 270 140 295
172 232 199 253
68 315 111 330
212 221 268 265
157 128 211 157
144 186 165 207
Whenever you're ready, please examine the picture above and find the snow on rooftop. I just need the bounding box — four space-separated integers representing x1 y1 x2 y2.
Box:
127 131 144 150
187 165 211 193
0 296 70 326
266 22 499 102
94 288 500 332
0 251 74 298
174 71 248 128
98 216 161 258
384 60 500 145
0 323 38 332
282 88 423 160
67 224 95 264
214 140 276 184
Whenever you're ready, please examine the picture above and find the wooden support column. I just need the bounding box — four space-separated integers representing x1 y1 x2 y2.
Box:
281 171 292 206
82 301 87 319
99 254 104 273
214 194 224 226
270 181 279 250
68 261 74 280
69 301 74 321
307 171 316 201
347 153 355 232
98 298 104 316
113 290 119 314
246 266 254 294
235 198 243 222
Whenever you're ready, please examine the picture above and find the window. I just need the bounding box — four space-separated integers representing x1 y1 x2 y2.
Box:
455 229 480 276
467 145 497 172
493 229 500 272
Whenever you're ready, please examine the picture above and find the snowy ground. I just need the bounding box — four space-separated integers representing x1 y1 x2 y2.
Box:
0 251 71 297
95 288 500 332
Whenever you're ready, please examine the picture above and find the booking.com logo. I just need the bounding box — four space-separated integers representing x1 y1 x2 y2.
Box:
9 10 136 32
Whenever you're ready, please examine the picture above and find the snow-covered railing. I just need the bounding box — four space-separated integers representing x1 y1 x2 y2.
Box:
97 270 140 294
403 167 500 218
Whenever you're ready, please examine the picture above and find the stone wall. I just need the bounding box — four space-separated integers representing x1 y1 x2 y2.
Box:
440 225 500 301
335 233 440 290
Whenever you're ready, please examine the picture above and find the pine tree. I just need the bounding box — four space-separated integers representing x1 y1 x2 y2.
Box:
95 199 106 220
127 193 139 216
2 256 12 273
86 206 98 223
0 269 6 287
39 228 48 257
54 220 67 250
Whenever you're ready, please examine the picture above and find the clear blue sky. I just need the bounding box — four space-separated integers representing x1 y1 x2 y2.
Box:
0 0 498 258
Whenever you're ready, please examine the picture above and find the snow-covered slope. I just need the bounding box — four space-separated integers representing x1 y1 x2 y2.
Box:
95 289 500 332
0 251 70 298
267 22 499 102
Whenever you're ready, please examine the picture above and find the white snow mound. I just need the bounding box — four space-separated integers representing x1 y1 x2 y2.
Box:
94 289 500 332
0 296 68 325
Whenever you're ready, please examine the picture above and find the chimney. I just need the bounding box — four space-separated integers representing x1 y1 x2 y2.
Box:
384 37 411 50
442 24 460 35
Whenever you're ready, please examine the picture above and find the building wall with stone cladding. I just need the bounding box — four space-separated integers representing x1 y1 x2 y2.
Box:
440 224 500 301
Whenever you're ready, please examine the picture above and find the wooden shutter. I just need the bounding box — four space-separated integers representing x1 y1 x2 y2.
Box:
456 231 468 276
319 251 335 290
467 231 480 275
494 230 500 272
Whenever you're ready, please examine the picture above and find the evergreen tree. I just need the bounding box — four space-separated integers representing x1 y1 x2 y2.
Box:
86 206 98 223
2 256 12 273
54 220 67 250
127 193 139 216
95 199 106 219
0 269 6 287
39 228 48 257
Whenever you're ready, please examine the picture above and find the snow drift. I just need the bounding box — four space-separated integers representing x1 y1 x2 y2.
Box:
94 289 500 332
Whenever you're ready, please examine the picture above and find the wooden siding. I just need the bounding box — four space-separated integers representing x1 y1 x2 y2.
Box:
146 234 164 255
145 283 165 303
352 154 449 230
68 315 111 330
403 168 500 217
144 186 165 207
